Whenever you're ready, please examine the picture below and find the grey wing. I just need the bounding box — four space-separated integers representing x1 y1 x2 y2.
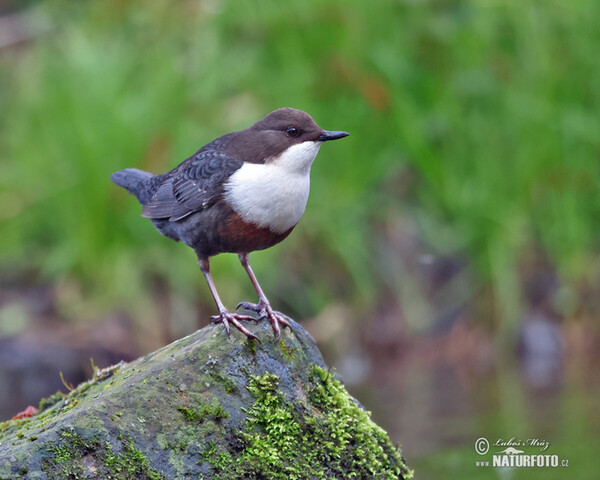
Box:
141 149 243 221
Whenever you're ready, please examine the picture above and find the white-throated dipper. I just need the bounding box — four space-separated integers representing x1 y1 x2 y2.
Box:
111 108 348 341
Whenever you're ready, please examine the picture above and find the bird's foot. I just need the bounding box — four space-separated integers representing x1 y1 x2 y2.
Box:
236 301 292 341
210 311 261 342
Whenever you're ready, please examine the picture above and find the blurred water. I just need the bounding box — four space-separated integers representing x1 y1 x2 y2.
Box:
326 320 599 480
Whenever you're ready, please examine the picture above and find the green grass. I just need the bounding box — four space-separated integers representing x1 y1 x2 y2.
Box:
1 0 599 333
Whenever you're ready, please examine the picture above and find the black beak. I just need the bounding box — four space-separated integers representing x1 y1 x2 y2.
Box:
318 130 350 142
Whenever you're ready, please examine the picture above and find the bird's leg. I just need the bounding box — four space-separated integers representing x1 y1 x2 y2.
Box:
235 253 292 341
198 258 260 341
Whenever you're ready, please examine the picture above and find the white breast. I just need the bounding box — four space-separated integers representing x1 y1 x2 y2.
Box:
224 141 321 234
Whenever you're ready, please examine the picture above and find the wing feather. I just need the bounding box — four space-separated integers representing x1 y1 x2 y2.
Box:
140 149 242 221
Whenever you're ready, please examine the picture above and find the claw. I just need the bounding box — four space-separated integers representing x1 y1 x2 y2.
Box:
276 314 293 332
211 314 231 336
211 311 261 342
271 320 281 342
235 301 292 341
236 301 260 316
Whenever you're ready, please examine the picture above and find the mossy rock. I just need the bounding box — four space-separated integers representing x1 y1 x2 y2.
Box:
0 318 412 479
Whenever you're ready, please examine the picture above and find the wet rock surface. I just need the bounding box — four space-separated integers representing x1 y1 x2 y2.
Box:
0 318 411 479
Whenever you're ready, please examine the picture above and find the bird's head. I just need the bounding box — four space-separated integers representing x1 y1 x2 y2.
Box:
245 107 349 173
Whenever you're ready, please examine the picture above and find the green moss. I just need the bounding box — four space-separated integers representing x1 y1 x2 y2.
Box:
1 363 126 442
278 340 298 363
0 420 11 435
41 429 164 480
306 365 413 479
105 434 163 480
38 391 66 413
156 433 168 450
0 399 53 439
245 338 259 356
177 398 229 423
206 370 238 395
199 441 233 472
207 366 412 480
43 430 88 479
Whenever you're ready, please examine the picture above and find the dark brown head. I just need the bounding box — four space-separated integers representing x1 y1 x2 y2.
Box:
224 107 349 165
252 107 348 143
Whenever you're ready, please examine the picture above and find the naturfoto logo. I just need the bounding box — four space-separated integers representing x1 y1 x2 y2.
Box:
474 437 569 469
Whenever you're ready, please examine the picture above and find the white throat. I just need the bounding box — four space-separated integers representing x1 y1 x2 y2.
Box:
224 141 321 233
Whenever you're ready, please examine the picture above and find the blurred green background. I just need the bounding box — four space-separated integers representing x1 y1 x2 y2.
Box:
1 0 599 478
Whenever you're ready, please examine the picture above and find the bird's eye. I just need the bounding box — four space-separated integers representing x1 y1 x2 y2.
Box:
286 126 300 138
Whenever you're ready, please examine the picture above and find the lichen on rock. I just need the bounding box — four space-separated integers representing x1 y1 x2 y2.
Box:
0 318 412 479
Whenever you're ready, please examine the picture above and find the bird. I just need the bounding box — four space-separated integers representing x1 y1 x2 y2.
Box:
111 107 349 341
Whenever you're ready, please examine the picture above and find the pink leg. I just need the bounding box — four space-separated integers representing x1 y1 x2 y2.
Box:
236 253 292 341
198 258 260 341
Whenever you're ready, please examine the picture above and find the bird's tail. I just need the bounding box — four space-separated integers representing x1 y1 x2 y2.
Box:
110 168 154 204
